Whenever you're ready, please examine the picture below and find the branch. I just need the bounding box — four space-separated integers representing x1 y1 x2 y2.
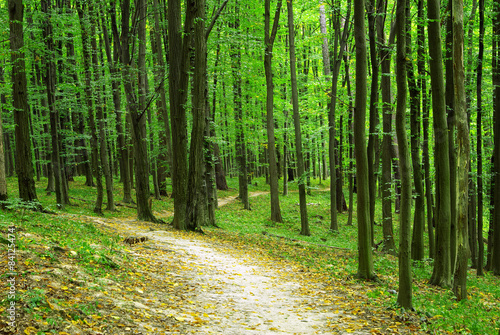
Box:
269 0 283 45
206 0 229 40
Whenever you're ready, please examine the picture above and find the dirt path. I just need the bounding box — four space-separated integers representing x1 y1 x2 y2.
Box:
217 191 269 207
84 215 370 334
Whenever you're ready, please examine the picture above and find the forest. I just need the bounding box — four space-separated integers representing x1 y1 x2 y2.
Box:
1 0 500 333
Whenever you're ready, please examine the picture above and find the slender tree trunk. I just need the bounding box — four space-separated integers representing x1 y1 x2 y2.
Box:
429 0 452 287
10 0 38 203
445 2 458 273
42 0 66 208
91 3 114 211
151 0 173 197
328 0 351 231
396 0 412 308
476 0 485 276
367 0 379 241
0 92 7 202
264 0 283 221
354 0 374 279
287 0 309 236
77 0 103 214
167 0 192 228
346 61 354 227
418 0 434 259
102 7 132 203
493 0 500 276
452 0 470 297
185 0 208 230
378 3 396 255
407 5 424 261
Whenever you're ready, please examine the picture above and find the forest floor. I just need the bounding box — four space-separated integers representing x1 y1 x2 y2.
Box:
0 191 427 334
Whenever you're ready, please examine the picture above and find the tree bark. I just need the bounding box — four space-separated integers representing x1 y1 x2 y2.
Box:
452 0 470 298
418 0 434 259
476 0 485 276
354 0 374 279
0 88 7 202
264 0 283 221
396 0 412 309
407 4 424 261
378 3 396 255
9 0 38 203
428 0 452 287
42 0 66 208
151 0 173 197
287 0 309 236
367 0 379 241
77 0 103 214
493 0 500 276
103 5 132 203
185 0 208 230
90 3 114 211
328 0 350 231
167 0 192 228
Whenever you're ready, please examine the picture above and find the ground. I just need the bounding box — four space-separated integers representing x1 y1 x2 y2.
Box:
1 193 425 334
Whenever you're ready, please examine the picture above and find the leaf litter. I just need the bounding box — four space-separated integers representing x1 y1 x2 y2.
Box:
0 193 427 334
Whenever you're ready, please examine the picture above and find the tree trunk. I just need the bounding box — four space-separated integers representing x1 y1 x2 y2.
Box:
476 0 485 276
493 0 500 276
9 0 38 203
328 0 351 231
77 0 103 214
0 90 7 202
167 0 192 228
452 0 470 298
428 0 452 287
102 6 132 203
378 2 396 255
91 3 114 211
396 0 412 309
407 5 424 261
42 0 66 208
287 0 309 236
264 0 283 221
418 0 434 259
151 0 173 197
185 0 208 230
445 3 458 274
367 0 379 242
354 0 374 279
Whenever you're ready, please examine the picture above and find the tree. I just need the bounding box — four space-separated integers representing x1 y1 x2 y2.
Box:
476 0 485 276
9 0 38 203
167 0 192 229
185 0 209 230
287 0 309 236
493 0 500 276
428 0 452 287
264 0 283 221
233 1 250 211
395 0 412 309
452 0 470 299
0 79 6 202
354 0 374 279
328 0 351 231
378 0 396 255
77 0 104 214
407 0 424 261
